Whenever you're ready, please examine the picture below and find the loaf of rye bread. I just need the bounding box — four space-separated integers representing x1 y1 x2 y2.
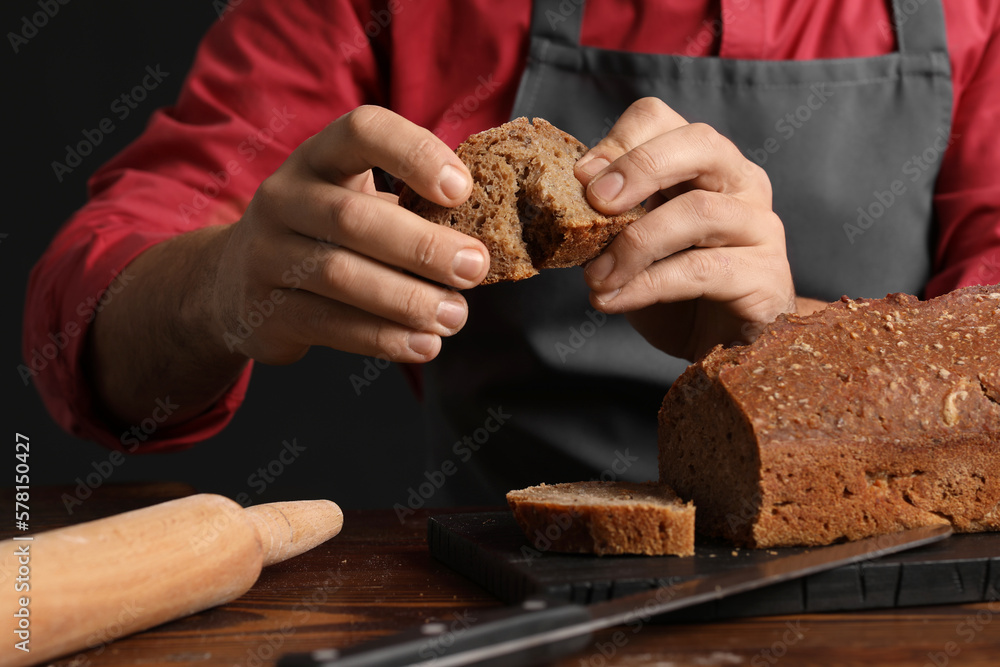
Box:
398 117 644 284
506 481 695 556
659 284 1000 549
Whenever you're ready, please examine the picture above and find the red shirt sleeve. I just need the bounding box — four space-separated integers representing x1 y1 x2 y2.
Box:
925 1 1000 296
22 0 383 452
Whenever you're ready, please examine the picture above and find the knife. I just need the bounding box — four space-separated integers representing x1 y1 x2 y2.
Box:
278 524 952 667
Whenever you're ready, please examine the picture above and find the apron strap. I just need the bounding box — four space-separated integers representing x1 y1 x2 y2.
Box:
529 0 585 47
891 0 948 54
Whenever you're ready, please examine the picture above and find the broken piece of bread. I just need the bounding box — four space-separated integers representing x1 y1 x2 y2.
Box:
399 117 644 284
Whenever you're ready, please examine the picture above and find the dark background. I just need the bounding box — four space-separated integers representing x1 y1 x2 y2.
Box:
3 1 428 510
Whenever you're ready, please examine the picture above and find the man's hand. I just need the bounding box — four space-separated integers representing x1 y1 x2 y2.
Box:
574 97 799 361
89 106 489 427
214 106 489 365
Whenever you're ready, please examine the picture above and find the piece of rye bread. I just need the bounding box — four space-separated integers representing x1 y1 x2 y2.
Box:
398 117 645 284
506 481 695 556
658 284 1000 549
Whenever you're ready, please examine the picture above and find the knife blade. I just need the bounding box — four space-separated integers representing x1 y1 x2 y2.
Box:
278 524 952 667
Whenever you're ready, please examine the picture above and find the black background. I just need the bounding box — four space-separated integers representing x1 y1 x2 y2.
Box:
3 1 428 511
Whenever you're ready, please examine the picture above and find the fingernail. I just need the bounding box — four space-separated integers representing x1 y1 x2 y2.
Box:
578 156 610 178
408 332 438 356
439 164 468 200
453 248 486 282
594 288 621 305
436 299 466 330
591 171 624 202
586 253 615 283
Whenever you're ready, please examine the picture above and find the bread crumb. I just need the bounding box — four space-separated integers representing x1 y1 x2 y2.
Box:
942 390 969 426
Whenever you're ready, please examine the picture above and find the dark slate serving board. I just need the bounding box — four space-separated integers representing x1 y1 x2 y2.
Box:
427 512 1000 621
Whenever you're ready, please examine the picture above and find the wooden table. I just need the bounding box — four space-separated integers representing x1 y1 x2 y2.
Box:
12 484 1000 667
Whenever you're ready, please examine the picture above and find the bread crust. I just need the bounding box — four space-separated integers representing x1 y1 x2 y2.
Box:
506 481 695 556
659 285 1000 548
399 118 644 284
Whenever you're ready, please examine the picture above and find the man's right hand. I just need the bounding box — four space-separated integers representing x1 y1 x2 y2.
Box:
88 107 488 429
213 106 489 365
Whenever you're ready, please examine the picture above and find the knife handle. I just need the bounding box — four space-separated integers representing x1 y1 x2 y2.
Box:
277 599 593 667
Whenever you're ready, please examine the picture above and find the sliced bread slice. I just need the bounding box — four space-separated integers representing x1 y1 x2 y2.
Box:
506 481 695 556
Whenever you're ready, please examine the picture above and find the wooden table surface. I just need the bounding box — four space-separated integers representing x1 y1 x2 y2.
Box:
12 484 1000 667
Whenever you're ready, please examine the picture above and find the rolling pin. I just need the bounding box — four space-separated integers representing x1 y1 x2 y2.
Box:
0 494 343 667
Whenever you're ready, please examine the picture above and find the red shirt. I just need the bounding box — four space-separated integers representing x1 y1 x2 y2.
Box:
24 0 1000 452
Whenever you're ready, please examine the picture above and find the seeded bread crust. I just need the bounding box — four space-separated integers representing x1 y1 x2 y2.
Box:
506 481 695 556
399 117 645 284
658 284 1000 549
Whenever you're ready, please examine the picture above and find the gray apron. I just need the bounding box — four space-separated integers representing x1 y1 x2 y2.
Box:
423 0 953 504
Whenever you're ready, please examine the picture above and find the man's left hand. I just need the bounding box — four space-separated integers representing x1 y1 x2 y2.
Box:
575 97 799 361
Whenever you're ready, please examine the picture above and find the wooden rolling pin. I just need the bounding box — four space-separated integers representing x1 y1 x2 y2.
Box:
0 494 343 667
